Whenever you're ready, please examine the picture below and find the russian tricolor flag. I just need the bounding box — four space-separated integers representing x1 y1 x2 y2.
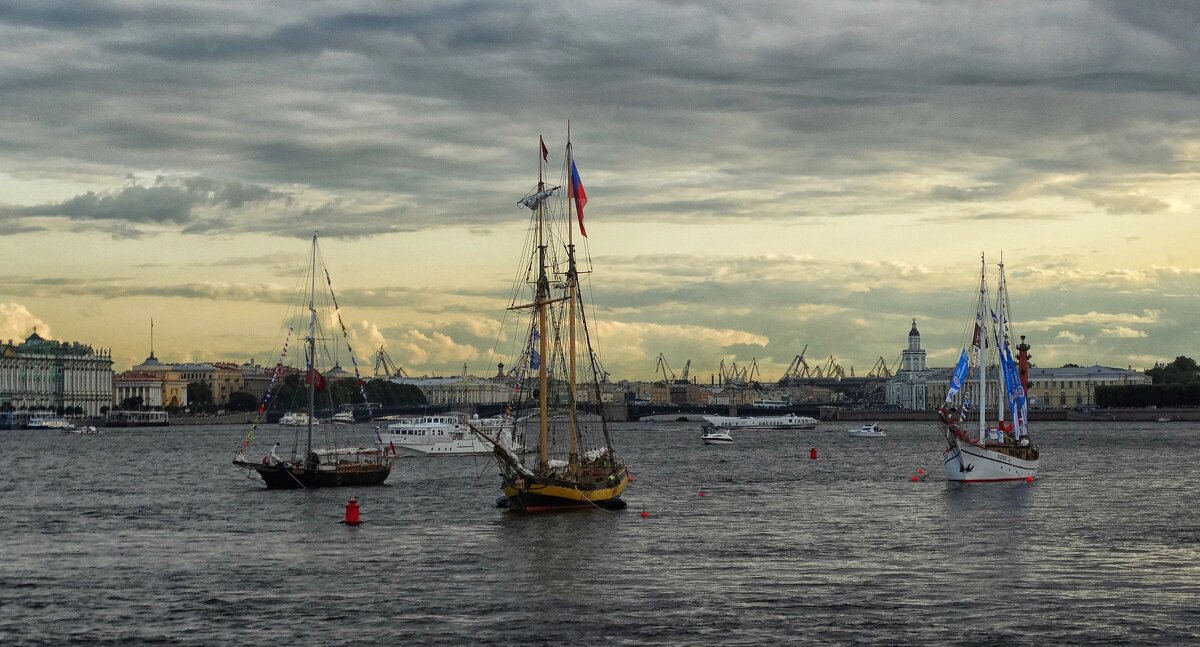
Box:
570 160 588 237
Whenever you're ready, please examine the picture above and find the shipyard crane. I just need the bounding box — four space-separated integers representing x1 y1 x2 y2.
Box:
373 345 409 378
867 356 895 379
655 353 676 383
814 355 845 379
679 359 691 383
779 345 811 384
745 358 761 385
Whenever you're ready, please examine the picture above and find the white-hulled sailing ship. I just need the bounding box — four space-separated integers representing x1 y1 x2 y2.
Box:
938 255 1039 482
470 133 630 513
233 235 396 489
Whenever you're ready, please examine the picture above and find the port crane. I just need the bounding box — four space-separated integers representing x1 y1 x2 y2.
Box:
655 353 676 383
866 355 896 379
373 345 409 378
779 345 811 384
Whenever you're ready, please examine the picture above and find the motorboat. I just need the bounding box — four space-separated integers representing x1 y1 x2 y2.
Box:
848 422 886 437
701 430 733 445
701 413 819 430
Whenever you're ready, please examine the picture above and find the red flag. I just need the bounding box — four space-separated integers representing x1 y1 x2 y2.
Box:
539 136 549 162
305 368 327 391
569 159 588 237
389 441 397 455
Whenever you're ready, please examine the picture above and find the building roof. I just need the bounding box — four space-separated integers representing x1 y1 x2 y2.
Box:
908 318 920 338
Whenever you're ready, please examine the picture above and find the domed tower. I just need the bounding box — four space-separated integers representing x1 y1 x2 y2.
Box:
901 318 927 372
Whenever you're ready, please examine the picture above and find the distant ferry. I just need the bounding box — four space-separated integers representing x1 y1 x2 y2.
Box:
701 413 819 431
26 417 74 430
105 410 168 427
377 413 514 456
751 399 788 409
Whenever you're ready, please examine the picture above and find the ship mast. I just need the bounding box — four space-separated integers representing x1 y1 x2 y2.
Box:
535 141 551 470
306 234 317 457
565 124 580 466
976 254 987 446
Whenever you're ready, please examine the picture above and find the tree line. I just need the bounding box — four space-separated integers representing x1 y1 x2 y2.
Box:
1095 356 1200 408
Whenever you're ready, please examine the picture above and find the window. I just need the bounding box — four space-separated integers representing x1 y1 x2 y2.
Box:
1059 392 1067 406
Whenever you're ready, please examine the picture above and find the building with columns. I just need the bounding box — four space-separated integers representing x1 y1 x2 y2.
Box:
0 331 114 416
885 319 931 410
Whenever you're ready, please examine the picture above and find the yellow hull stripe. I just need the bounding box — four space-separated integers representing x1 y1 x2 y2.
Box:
503 476 629 503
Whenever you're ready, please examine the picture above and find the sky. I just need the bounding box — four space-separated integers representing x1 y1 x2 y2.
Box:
1 1 1198 382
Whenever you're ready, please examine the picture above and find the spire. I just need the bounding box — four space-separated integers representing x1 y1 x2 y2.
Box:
908 318 920 338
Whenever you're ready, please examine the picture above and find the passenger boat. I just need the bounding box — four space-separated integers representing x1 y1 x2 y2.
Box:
701 413 819 430
938 255 1039 483
26 416 74 430
848 422 886 437
470 132 630 513
378 412 515 456
233 235 395 489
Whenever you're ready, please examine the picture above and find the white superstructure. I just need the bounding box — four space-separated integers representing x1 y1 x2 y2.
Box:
379 413 514 456
701 413 819 430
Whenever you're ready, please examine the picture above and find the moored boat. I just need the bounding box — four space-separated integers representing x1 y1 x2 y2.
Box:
233 235 395 489
26 416 74 430
938 255 1039 483
470 132 630 513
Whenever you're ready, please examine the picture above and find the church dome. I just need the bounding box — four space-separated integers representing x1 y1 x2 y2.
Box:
908 318 920 338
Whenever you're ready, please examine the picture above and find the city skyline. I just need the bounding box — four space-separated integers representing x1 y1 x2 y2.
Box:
1 2 1198 380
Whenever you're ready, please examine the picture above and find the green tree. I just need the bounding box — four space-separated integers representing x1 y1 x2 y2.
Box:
226 391 258 412
1146 356 1199 385
187 381 214 412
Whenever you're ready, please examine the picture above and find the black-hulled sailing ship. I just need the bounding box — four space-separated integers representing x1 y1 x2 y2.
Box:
470 134 630 513
233 235 396 489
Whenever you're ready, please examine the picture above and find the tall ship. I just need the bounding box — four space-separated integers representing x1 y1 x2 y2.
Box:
470 133 630 513
938 255 1039 483
233 235 396 489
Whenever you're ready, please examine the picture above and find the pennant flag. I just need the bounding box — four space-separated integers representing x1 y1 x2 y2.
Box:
569 159 588 237
540 136 549 162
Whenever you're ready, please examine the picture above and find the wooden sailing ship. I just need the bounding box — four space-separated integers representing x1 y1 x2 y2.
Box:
471 133 630 512
233 235 395 489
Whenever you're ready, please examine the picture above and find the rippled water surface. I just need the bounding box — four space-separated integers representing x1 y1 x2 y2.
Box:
2 421 1199 645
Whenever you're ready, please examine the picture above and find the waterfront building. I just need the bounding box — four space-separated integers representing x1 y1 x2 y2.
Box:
113 370 188 409
133 352 245 406
925 365 1149 409
0 331 113 417
390 375 511 406
885 319 932 410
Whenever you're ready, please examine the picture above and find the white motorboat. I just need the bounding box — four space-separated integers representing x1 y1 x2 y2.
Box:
278 412 316 427
378 412 514 456
701 431 733 445
701 413 819 431
848 422 886 437
65 425 101 435
331 411 356 424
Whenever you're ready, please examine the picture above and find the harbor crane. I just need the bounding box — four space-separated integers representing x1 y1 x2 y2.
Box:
779 344 811 384
867 356 895 379
655 353 676 383
373 345 409 379
679 359 691 383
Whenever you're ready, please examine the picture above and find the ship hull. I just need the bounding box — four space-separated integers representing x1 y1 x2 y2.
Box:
234 460 392 489
501 468 630 513
943 441 1038 482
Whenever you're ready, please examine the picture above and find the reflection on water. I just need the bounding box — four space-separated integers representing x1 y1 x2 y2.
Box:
1 421 1198 645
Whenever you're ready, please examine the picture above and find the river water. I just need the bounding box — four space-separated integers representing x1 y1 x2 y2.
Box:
2 420 1198 645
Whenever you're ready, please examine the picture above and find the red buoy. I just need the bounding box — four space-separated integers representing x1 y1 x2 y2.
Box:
698 490 706 497
809 447 818 460
342 498 361 525
911 475 919 482
640 507 649 518
1025 476 1034 483
917 468 925 475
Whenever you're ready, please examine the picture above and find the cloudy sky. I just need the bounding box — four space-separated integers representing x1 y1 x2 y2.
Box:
2 1 1198 381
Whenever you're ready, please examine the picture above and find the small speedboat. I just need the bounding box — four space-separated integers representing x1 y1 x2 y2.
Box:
848 422 886 438
1155 416 1172 423
701 430 733 445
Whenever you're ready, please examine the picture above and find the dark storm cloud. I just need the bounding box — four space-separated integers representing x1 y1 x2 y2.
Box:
4 1 1200 239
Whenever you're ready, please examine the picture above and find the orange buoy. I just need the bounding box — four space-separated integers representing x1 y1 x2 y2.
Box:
342 498 361 525
1025 476 1034 483
809 447 818 460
